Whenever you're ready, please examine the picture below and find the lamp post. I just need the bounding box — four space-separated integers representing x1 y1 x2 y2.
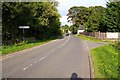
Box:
19 26 30 41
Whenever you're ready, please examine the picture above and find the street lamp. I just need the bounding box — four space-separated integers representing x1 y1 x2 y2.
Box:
19 26 30 41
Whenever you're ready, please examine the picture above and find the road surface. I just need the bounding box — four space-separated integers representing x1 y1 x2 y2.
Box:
2 35 93 78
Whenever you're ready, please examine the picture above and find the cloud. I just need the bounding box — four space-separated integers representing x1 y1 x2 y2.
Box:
60 16 72 26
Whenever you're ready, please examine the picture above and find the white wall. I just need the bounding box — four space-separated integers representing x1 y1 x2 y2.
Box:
77 30 84 34
107 32 118 38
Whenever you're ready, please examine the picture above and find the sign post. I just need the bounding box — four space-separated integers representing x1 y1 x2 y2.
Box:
19 26 30 41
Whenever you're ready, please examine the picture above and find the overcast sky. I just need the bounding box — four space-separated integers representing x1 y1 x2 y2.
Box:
57 0 109 26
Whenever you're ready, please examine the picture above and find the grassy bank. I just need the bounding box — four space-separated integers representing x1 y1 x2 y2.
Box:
1 37 57 55
76 34 103 42
91 44 119 78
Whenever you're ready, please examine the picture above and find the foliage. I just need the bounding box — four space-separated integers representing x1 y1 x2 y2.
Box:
67 6 89 27
69 25 77 34
2 2 61 45
61 24 69 33
2 36 59 55
67 1 120 32
100 2 120 32
114 40 120 50
91 44 119 78
84 6 105 32
77 34 102 42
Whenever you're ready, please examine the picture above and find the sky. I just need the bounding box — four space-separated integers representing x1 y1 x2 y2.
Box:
57 0 109 26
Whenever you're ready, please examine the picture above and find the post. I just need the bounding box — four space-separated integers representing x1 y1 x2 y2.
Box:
99 31 100 39
19 26 30 41
23 28 24 41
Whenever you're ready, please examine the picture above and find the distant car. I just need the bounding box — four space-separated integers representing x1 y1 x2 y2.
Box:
66 33 69 36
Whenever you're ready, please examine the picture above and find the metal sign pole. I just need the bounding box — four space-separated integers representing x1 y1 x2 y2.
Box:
23 28 24 41
19 26 30 41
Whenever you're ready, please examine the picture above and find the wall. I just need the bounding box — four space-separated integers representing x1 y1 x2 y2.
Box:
81 32 120 40
77 30 84 34
107 32 118 38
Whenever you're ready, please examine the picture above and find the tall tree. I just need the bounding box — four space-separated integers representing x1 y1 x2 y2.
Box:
67 6 89 27
84 6 105 32
2 2 61 45
67 2 120 32
100 1 120 32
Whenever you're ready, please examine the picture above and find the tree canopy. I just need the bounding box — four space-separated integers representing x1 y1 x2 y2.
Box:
2 2 61 45
67 1 120 32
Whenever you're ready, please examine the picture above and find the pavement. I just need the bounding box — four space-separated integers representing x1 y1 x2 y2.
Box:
2 35 106 78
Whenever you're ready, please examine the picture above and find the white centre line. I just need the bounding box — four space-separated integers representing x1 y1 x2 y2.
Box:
22 36 71 71
29 64 33 67
23 67 29 70
22 56 47 71
34 61 37 64
59 35 70 48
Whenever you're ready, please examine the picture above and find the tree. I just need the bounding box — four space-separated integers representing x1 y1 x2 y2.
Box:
67 2 120 32
61 25 69 33
67 6 89 27
100 1 120 32
2 2 61 45
84 6 105 32
69 25 77 34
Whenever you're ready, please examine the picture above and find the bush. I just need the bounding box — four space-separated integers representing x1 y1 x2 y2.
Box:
115 41 120 50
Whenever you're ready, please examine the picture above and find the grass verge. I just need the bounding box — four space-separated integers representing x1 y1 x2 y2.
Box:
90 44 119 78
76 34 104 42
1 38 56 55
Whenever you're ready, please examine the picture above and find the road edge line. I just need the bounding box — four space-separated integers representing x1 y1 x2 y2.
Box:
83 40 94 79
1 39 58 60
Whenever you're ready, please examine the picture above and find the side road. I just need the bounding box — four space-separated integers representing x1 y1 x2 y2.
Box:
85 40 107 49
80 38 107 78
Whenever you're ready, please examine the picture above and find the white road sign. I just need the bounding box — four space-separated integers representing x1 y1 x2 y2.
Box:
19 26 30 29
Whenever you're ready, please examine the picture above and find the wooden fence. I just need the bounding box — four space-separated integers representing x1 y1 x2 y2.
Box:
81 32 120 40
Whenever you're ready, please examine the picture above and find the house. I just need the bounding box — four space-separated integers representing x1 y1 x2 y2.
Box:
77 25 85 34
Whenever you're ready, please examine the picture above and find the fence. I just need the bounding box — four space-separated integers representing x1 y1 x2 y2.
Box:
81 32 120 40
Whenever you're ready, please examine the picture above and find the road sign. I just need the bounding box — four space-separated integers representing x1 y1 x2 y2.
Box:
19 26 30 41
19 26 30 29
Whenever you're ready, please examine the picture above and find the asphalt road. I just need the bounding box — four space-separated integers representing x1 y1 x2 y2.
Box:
2 35 93 78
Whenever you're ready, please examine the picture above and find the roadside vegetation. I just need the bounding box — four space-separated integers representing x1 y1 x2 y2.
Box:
91 43 119 78
67 1 120 33
76 33 120 78
76 34 102 42
2 1 61 45
1 36 60 55
2 1 62 55
67 1 120 78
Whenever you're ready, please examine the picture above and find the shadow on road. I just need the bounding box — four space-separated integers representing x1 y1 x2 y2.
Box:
58 35 64 39
71 73 83 80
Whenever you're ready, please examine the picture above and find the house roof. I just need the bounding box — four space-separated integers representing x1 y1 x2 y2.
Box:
78 25 85 30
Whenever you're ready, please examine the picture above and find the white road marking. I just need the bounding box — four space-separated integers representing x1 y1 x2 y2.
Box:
2 40 58 60
34 61 37 64
29 64 33 67
22 56 47 71
23 67 29 70
22 36 71 71
83 40 94 78
59 35 70 48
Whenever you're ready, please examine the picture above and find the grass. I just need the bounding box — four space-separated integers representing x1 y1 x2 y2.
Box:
76 34 105 42
1 38 56 55
90 44 119 78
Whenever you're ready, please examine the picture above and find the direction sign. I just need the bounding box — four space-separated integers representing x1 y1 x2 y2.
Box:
19 26 30 29
19 26 30 41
